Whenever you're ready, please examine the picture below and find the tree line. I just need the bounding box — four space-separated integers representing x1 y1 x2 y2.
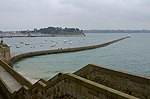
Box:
21 27 84 35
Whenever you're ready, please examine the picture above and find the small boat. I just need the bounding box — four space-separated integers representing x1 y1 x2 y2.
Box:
16 45 21 48
20 41 23 44
64 39 67 43
50 44 56 47
30 46 35 48
50 39 55 42
70 42 72 44
41 41 44 44
25 43 31 45
40 44 43 46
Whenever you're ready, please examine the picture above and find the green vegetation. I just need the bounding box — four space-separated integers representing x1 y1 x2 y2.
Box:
21 27 84 35
84 29 150 33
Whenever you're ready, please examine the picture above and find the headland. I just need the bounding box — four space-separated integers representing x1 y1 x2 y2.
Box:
1 27 85 38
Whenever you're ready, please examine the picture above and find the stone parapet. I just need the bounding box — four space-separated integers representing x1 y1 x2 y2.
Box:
0 60 138 99
0 59 33 89
74 64 150 99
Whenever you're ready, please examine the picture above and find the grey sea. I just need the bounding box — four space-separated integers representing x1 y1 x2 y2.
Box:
3 33 150 83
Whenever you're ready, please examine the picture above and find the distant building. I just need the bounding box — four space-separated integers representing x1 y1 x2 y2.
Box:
0 39 11 65
34 28 37 32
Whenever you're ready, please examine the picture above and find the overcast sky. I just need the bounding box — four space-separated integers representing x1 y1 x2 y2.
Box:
1 0 150 31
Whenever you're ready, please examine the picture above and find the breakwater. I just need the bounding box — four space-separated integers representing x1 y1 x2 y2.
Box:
11 36 129 65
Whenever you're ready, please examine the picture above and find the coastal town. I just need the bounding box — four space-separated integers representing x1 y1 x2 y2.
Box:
0 31 55 38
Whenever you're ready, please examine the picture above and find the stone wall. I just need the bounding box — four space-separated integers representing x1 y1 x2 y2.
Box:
0 76 12 99
74 64 150 99
1 67 138 99
0 59 137 99
11 36 129 65
0 59 138 99
0 59 33 88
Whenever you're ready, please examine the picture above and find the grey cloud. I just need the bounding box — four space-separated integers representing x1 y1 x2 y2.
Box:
1 0 150 31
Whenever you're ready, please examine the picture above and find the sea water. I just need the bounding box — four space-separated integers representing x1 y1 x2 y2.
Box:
2 33 150 83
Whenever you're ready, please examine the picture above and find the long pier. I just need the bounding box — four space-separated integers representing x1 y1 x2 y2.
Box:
11 36 130 64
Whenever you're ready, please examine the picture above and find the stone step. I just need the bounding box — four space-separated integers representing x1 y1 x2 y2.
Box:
0 65 22 92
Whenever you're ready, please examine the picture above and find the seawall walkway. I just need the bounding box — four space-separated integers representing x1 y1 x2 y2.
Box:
11 36 130 64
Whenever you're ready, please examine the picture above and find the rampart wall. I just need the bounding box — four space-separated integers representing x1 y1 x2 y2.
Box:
74 64 150 99
0 60 137 99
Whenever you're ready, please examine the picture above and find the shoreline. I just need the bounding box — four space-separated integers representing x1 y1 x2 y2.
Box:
1 34 85 38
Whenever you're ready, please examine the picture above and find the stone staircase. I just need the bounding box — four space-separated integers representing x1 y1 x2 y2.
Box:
0 60 138 99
